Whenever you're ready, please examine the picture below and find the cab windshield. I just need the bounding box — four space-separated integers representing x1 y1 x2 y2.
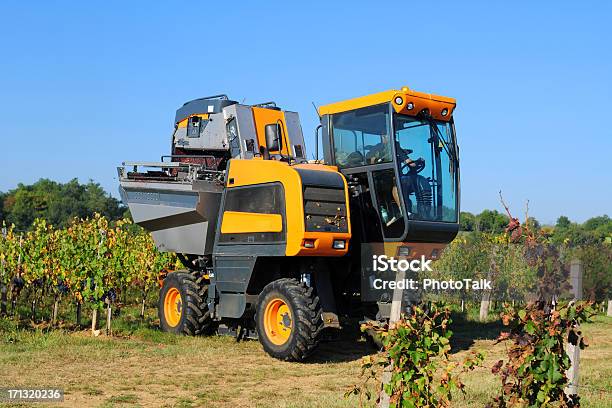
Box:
330 104 459 239
394 114 458 223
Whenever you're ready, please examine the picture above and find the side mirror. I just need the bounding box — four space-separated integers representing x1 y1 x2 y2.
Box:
265 123 282 152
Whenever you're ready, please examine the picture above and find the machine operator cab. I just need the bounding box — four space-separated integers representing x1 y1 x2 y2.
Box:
318 87 460 244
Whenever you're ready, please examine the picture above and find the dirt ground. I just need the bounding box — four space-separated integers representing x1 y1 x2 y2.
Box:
1 310 610 408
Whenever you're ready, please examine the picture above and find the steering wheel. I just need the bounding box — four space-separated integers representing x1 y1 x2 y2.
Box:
345 150 365 166
401 157 426 174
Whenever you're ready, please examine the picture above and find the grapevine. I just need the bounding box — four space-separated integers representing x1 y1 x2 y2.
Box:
0 214 177 332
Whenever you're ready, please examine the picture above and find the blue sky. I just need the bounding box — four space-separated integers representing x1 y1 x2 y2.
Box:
0 2 610 224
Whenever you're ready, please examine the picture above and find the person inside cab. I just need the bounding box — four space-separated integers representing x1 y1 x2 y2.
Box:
366 135 432 226
365 134 392 164
393 146 432 220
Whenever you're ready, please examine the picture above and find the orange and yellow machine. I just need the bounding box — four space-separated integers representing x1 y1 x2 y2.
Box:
118 87 460 361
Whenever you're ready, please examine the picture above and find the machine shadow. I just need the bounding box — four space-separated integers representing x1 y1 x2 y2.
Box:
449 312 504 352
306 313 505 363
306 320 376 364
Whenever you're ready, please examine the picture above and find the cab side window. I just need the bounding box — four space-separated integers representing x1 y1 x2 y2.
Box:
331 104 391 168
220 184 285 243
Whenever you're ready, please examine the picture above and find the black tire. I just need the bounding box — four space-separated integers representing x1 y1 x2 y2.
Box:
364 327 384 351
256 278 323 361
158 271 212 335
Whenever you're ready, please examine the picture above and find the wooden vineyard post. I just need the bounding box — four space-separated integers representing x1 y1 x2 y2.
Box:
52 296 60 326
378 268 407 408
92 228 106 336
105 298 112 336
0 226 6 316
91 308 98 334
31 299 36 321
140 296 146 320
479 270 493 321
0 284 6 316
480 245 497 322
12 234 23 316
565 259 583 397
76 302 82 327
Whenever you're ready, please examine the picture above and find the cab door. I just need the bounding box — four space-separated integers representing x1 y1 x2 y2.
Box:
324 103 407 242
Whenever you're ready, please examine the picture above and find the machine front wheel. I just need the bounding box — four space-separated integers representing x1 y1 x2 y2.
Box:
158 271 212 335
256 278 323 361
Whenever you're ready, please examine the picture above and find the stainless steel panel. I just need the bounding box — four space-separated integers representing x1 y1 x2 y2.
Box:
153 221 209 254
223 104 258 159
173 112 228 151
285 111 306 158
119 180 222 255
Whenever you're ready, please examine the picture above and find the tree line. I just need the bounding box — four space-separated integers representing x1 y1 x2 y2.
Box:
433 201 612 311
0 179 126 230
431 231 611 306
2 179 610 244
460 210 611 246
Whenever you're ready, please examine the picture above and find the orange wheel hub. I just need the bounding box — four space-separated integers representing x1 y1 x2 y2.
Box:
164 288 182 327
263 298 293 345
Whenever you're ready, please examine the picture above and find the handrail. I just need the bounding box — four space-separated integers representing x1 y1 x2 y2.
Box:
118 160 224 183
315 124 322 161
181 94 228 105
253 101 277 108
122 161 186 168
160 154 217 162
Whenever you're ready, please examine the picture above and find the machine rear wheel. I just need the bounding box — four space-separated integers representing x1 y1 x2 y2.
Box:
256 278 323 361
158 271 212 335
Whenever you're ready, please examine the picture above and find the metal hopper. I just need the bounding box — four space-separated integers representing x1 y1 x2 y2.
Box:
118 158 224 255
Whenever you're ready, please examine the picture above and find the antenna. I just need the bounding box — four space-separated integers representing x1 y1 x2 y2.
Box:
311 102 321 119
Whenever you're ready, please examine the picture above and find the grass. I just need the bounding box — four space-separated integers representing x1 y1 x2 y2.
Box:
0 304 610 407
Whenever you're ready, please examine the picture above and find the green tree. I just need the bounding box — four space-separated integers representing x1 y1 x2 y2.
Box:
568 243 612 302
459 211 476 231
476 210 508 233
550 215 611 246
583 214 610 230
2 179 124 230
582 215 612 240
556 215 571 229
525 216 540 231
4 180 59 228
0 192 5 223
433 232 494 305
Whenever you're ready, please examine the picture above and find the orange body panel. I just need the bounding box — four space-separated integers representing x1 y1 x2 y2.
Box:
319 87 456 122
391 88 456 122
220 211 283 234
251 107 291 155
225 159 351 257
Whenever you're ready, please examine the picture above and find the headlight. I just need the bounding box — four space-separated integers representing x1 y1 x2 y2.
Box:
397 246 412 257
441 108 448 116
394 96 404 105
332 240 346 249
406 102 414 110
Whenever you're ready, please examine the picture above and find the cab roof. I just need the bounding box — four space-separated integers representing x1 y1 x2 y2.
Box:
318 87 456 122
